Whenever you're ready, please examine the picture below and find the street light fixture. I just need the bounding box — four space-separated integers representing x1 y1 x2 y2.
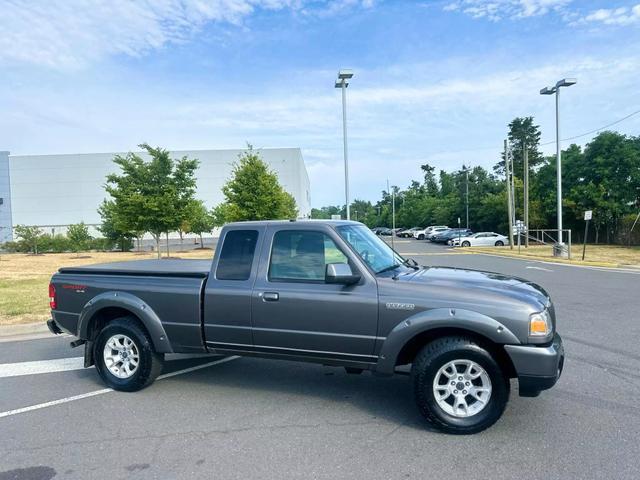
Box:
335 69 354 220
540 78 576 253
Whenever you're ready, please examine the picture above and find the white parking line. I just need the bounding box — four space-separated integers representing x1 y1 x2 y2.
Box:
0 356 240 419
0 357 85 378
0 353 219 379
526 266 554 272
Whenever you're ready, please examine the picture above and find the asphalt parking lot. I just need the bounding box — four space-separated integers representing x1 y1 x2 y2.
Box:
1 239 639 479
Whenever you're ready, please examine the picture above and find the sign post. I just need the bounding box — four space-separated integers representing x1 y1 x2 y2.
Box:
582 210 592 261
515 220 522 253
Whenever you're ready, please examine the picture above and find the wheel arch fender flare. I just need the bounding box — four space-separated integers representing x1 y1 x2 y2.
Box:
78 291 173 353
375 308 519 376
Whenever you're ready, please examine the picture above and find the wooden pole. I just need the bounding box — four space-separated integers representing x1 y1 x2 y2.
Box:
505 140 514 250
524 143 529 248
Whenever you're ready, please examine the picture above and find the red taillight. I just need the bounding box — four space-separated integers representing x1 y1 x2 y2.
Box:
49 283 57 310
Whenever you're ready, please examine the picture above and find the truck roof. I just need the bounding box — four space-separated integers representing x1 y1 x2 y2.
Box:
224 219 361 227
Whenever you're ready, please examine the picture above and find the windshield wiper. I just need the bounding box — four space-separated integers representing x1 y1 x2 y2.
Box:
376 263 402 274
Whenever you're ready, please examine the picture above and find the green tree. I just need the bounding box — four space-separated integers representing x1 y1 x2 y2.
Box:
98 200 135 252
103 144 199 258
14 225 43 254
495 117 543 176
311 205 343 219
184 200 215 248
218 146 298 222
67 222 91 256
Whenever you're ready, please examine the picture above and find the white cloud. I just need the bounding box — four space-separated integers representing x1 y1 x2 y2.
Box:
4 52 639 206
443 0 572 21
581 4 640 26
0 0 375 69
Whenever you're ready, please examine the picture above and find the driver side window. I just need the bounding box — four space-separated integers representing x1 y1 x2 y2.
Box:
269 230 348 282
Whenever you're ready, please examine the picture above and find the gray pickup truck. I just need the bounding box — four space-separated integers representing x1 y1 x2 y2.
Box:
48 220 564 434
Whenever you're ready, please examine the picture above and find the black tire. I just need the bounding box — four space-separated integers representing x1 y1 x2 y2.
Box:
418 234 425 240
411 336 509 434
462 241 471 247
495 240 504 246
94 317 164 392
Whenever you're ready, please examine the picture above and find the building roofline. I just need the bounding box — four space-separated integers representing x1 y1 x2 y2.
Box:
7 147 303 159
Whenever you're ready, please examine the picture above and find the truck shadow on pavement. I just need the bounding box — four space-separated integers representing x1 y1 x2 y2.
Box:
151 356 464 433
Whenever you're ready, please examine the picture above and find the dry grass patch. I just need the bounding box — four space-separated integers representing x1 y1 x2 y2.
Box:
465 244 640 268
0 250 214 326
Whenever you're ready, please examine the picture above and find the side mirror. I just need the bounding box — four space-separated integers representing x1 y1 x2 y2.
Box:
325 263 360 285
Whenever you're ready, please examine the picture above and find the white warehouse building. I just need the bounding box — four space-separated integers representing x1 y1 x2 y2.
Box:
0 148 310 243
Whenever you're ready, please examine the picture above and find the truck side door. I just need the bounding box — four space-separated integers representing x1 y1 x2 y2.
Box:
203 226 264 349
250 224 379 362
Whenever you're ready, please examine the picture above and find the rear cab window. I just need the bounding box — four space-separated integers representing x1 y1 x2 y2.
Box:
216 230 259 280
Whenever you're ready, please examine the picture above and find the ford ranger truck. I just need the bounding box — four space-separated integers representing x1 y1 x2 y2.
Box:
48 220 564 434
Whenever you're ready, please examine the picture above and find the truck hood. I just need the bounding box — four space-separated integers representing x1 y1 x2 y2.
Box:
389 266 550 311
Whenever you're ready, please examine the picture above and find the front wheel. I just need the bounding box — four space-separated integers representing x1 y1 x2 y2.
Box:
462 241 471 247
94 317 164 392
411 337 509 434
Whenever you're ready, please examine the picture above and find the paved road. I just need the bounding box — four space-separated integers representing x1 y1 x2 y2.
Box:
1 239 639 479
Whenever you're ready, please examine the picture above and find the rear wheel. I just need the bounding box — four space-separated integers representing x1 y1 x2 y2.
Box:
94 317 164 392
462 241 471 247
495 240 504 246
418 234 425 240
411 336 509 434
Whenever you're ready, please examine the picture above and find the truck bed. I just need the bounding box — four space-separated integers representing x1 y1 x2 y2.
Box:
58 259 211 278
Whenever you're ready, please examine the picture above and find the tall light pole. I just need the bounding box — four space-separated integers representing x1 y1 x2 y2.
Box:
540 78 576 250
335 69 354 220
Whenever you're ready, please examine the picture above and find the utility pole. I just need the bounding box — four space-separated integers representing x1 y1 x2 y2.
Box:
510 146 516 227
464 165 469 229
523 143 529 248
387 179 395 251
505 140 514 250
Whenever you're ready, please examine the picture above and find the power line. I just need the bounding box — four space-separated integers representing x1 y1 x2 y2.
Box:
540 108 640 146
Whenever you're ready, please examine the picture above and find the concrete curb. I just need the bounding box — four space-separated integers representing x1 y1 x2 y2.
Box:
0 322 50 338
464 249 640 269
468 251 640 273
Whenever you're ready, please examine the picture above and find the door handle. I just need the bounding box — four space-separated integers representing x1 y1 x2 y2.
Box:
261 292 279 302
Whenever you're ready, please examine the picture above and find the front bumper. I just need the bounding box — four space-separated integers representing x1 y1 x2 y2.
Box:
504 333 565 397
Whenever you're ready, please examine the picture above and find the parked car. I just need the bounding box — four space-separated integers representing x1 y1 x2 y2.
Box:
399 227 421 238
450 232 508 247
432 228 473 243
414 225 448 240
394 228 407 237
47 219 563 435
371 227 392 236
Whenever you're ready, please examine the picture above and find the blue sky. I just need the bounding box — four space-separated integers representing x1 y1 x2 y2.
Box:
1 0 639 207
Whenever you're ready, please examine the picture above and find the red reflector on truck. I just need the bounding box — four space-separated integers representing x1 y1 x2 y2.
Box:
49 283 57 310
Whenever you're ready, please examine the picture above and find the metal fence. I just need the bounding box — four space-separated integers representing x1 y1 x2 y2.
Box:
525 229 573 259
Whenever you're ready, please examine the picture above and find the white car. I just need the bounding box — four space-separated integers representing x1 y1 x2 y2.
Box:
449 232 508 247
413 225 448 240
424 226 450 240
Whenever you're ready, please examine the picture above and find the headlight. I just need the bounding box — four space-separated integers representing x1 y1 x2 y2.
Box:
529 309 552 337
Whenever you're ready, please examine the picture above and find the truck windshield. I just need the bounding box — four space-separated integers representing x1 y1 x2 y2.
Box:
336 224 406 274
